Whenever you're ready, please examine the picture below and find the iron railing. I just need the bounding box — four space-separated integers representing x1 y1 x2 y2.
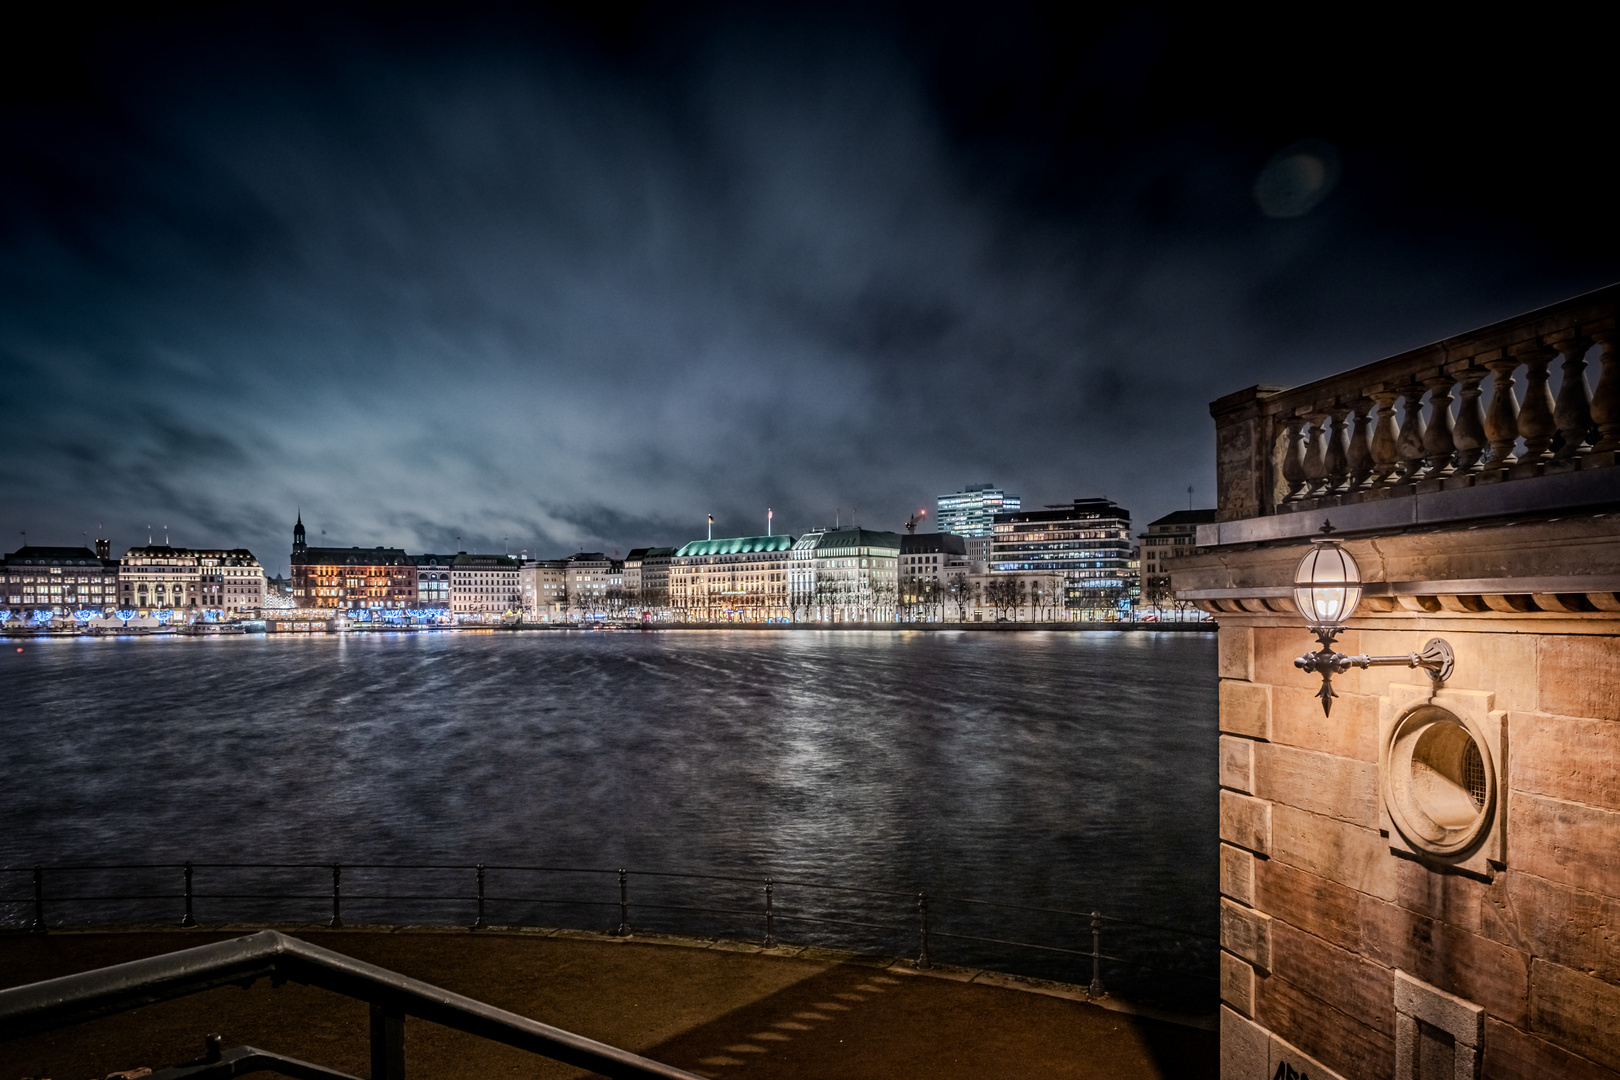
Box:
0 929 703 1079
1 861 1216 1000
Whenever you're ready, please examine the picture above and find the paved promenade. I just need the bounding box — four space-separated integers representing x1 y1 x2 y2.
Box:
1 928 1215 1079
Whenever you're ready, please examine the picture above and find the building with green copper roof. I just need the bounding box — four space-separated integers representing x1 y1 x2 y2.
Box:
670 534 796 622
673 535 794 558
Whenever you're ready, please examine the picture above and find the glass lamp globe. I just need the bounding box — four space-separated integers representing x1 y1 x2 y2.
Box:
1292 539 1362 630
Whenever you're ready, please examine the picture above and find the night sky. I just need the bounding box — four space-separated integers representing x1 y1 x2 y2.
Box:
4 4 1616 575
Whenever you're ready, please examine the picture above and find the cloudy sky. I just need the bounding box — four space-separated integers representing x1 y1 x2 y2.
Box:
3 4 1615 574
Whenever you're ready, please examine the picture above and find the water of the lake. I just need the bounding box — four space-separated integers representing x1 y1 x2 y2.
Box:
0 629 1218 1007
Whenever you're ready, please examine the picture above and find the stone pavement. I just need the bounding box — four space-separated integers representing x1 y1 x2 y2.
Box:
0 928 1215 1079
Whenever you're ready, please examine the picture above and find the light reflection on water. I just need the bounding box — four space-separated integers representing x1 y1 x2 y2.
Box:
0 629 1217 1001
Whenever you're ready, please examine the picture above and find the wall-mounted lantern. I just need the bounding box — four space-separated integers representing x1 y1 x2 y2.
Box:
1293 521 1453 716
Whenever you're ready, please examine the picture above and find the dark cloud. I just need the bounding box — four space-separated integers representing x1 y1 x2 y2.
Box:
1 4 1616 573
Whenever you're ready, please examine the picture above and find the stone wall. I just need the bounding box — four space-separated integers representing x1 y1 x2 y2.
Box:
1183 525 1620 1080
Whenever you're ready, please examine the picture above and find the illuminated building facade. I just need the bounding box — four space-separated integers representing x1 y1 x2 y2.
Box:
289 516 416 611
634 547 677 616
520 559 567 622
564 553 614 618
115 545 263 616
991 498 1134 616
788 527 902 622
670 535 794 621
450 553 520 616
119 545 203 613
412 554 452 609
899 533 969 619
935 484 1021 538
1139 509 1215 578
2 546 121 615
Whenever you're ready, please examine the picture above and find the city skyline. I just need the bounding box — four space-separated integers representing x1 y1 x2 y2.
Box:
4 6 1617 576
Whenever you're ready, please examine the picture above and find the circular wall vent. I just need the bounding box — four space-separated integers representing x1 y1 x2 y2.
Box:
1385 704 1496 857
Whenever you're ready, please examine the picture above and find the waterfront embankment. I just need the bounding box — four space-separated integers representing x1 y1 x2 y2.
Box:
0 927 1216 1079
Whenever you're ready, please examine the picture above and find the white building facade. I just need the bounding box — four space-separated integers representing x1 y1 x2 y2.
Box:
450 554 521 618
669 535 794 622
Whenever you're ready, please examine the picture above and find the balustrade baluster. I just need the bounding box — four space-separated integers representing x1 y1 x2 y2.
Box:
1483 354 1521 467
1550 333 1595 459
1302 412 1329 498
1281 416 1307 503
1452 366 1488 474
1516 343 1559 465
1592 330 1620 454
1324 406 1351 494
1421 372 1457 480
1347 398 1373 490
1395 379 1428 481
1368 390 1401 489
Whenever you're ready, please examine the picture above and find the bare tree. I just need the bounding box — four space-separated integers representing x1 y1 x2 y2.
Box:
946 572 973 622
869 578 898 622
984 576 1015 621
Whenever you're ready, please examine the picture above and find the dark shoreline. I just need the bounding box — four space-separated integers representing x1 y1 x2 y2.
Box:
1 620 1217 638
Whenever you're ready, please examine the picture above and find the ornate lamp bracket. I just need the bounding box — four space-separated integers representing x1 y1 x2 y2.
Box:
1295 633 1453 716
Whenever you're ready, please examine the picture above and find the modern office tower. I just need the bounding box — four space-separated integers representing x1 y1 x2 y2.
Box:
936 484 1021 538
990 498 1133 617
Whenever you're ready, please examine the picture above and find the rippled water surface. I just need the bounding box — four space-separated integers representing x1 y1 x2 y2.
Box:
1 629 1217 1001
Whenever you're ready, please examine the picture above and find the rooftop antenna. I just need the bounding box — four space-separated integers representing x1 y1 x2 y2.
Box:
835 507 841 528
148 525 153 544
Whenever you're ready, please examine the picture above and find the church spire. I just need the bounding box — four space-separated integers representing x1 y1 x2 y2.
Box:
293 509 306 553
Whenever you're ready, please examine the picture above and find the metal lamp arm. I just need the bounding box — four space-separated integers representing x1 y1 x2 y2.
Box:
1342 639 1454 681
1294 635 1453 716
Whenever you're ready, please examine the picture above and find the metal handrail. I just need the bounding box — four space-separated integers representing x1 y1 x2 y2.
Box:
0 860 1217 997
0 929 703 1080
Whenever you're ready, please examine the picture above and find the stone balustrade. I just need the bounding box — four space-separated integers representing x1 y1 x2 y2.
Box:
1210 284 1620 525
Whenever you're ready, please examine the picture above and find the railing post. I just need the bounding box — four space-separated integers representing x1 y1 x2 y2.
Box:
181 861 197 928
370 1002 405 1080
615 869 630 936
472 863 487 930
329 863 344 929
1089 910 1104 997
30 865 45 934
762 878 777 948
914 892 931 969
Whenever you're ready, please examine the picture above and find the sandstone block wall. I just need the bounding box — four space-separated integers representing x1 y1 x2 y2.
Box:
1217 622 1620 1080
